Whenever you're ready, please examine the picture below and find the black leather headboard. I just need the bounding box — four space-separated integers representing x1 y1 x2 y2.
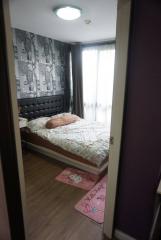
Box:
18 95 65 120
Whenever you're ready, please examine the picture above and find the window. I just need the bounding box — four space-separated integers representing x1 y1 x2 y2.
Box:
82 44 115 128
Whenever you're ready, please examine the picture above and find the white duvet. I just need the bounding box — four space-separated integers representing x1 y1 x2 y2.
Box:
27 117 110 167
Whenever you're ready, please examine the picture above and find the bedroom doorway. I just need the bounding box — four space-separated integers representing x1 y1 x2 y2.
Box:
1 0 132 239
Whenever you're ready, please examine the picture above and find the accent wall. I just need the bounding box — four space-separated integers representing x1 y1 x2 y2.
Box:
12 28 71 99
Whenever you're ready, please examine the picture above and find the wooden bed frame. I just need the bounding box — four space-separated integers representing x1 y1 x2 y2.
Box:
18 95 108 175
23 141 108 175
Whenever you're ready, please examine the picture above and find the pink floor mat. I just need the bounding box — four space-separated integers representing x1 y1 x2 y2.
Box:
75 176 107 224
55 168 99 190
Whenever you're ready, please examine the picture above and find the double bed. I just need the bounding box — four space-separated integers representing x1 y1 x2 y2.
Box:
19 95 110 175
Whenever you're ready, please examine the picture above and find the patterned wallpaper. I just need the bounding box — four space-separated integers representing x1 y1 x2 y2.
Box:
12 28 70 99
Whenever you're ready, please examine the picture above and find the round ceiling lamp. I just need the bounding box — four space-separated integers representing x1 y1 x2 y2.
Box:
54 6 82 21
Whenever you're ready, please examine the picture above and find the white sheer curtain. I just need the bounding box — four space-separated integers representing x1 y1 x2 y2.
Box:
82 44 115 128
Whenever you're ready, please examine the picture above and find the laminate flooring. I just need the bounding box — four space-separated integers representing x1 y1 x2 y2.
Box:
23 150 105 240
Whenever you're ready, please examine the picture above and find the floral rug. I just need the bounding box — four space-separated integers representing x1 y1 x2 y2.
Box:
75 176 107 223
55 168 99 190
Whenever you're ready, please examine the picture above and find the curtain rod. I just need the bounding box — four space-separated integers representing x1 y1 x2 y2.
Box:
81 40 115 48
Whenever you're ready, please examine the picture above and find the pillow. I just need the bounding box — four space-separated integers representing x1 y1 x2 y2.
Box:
46 114 80 129
28 117 51 132
51 112 71 119
19 117 28 128
63 114 80 122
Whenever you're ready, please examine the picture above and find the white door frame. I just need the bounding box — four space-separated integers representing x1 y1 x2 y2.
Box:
103 0 132 238
3 0 132 238
2 0 28 238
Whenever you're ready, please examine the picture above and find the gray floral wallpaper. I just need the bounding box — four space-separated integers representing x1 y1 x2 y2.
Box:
12 28 70 99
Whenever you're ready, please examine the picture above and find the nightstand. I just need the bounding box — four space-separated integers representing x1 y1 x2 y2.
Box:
19 117 28 152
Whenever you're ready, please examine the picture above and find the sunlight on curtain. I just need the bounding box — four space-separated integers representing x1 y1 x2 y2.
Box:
82 44 115 128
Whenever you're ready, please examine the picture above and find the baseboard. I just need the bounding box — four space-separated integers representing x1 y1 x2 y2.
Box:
114 229 136 240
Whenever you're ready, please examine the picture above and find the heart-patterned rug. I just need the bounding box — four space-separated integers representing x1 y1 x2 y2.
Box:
55 167 99 190
75 176 107 223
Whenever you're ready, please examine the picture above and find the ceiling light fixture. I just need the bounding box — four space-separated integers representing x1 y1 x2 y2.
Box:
84 19 92 25
54 6 82 21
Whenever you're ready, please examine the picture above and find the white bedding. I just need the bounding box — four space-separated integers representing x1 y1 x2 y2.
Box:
27 118 110 167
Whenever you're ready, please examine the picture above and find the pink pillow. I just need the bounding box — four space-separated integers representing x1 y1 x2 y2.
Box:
46 114 80 129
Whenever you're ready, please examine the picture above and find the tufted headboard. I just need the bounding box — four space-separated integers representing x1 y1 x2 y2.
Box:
18 95 65 120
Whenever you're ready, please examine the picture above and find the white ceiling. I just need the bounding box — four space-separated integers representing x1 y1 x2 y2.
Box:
9 0 117 43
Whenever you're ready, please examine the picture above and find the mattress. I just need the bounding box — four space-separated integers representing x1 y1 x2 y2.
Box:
21 128 99 167
22 119 110 167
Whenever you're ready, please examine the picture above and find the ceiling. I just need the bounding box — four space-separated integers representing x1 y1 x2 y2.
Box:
9 0 117 43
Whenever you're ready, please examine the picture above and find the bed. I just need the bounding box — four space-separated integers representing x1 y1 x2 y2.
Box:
18 95 109 175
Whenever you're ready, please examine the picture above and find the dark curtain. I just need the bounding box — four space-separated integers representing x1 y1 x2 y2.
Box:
71 44 84 118
64 45 71 112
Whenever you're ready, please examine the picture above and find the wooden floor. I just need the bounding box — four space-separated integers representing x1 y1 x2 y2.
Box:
23 150 105 240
